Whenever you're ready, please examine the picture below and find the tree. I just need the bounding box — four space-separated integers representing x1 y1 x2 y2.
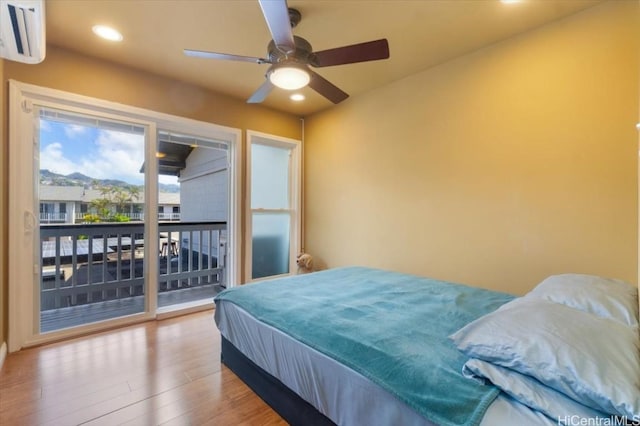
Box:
87 183 141 222
125 186 141 216
89 196 111 221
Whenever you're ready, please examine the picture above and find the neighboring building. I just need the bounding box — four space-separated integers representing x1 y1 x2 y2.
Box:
39 186 180 224
174 144 228 264
157 193 181 221
179 147 228 223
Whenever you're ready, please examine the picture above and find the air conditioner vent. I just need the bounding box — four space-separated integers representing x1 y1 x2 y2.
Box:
0 0 45 64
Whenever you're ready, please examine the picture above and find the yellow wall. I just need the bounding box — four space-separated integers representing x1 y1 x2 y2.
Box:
5 46 301 139
304 1 640 295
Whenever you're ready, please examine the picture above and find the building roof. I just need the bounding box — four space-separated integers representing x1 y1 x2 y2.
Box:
40 186 86 201
39 186 180 205
158 192 180 205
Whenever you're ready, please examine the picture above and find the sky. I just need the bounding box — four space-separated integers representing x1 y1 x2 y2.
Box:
39 119 179 186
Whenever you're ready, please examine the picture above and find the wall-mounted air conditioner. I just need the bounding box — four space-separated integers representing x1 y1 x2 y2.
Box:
0 0 45 64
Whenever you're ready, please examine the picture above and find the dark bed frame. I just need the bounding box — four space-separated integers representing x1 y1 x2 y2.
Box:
221 336 336 426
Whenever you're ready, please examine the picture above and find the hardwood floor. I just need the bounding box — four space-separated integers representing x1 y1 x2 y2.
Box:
0 311 287 425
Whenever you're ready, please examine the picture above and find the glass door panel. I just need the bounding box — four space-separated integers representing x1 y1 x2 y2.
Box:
38 107 147 332
156 131 229 309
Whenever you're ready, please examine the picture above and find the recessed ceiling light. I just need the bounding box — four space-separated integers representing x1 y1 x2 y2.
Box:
92 25 123 42
290 93 305 102
155 152 166 158
501 0 522 3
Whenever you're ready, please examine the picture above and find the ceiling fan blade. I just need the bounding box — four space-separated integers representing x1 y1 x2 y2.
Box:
184 49 269 64
247 79 275 104
308 70 349 104
258 0 295 53
312 39 390 67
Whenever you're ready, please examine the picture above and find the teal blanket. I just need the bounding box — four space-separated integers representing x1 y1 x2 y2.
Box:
215 267 514 426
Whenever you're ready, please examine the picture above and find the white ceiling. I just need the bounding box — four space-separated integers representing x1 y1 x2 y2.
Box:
45 0 602 116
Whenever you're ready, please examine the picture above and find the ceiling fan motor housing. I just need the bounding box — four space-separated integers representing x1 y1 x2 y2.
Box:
267 36 315 65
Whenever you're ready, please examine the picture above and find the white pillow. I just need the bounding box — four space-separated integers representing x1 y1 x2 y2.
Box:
462 358 611 423
450 297 640 418
527 274 638 327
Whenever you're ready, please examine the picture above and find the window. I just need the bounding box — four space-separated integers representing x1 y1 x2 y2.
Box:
246 131 301 280
40 203 53 213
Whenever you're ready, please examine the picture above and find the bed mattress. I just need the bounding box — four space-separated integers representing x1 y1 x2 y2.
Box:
216 300 555 426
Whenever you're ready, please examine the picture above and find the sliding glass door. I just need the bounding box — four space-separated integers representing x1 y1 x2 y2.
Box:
8 81 241 352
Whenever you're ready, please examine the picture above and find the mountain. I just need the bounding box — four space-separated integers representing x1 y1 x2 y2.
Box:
40 169 131 188
40 169 180 193
159 183 180 193
65 172 93 181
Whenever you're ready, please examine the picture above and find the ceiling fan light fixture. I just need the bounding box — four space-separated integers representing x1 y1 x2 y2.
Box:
268 63 310 90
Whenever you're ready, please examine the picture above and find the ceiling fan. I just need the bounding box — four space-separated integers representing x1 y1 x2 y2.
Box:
184 0 390 105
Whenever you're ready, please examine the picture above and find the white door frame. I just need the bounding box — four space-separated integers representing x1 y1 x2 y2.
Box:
8 80 242 352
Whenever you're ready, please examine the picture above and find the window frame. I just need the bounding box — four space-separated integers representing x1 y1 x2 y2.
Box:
245 130 301 282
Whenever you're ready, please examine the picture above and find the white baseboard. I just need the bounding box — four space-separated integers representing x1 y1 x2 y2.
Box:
0 341 7 371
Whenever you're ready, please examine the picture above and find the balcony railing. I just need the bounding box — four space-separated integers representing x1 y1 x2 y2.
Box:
40 221 226 315
159 212 181 221
40 212 68 223
72 212 181 222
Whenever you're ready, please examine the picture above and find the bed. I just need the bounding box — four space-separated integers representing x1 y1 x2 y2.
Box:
214 267 640 426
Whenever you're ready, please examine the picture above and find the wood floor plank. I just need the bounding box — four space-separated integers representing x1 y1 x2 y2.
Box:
159 369 285 426
0 310 285 425
83 372 224 426
109 371 228 426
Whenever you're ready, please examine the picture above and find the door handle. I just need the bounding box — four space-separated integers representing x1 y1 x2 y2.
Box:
24 210 36 233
